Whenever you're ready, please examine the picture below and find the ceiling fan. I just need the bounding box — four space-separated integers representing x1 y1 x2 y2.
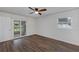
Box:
28 7 47 15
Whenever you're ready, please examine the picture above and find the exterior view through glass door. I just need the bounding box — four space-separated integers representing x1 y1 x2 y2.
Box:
14 20 26 38
21 21 26 36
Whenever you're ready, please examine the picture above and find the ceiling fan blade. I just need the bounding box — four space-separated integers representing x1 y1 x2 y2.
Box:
35 8 38 11
28 7 34 11
39 9 47 12
38 13 42 15
29 12 34 14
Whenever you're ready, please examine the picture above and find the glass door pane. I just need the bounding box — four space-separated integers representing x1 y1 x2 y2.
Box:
21 21 26 36
14 20 20 37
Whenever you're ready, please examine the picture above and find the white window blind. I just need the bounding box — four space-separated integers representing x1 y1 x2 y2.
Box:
58 17 72 29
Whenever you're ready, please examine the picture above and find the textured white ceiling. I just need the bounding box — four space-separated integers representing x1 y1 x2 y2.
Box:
0 7 78 17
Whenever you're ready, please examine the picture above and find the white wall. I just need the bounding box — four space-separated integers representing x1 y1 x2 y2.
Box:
0 12 36 42
36 9 79 46
0 17 3 40
26 17 36 36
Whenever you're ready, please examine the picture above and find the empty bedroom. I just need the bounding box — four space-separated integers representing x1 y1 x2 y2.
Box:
0 7 79 52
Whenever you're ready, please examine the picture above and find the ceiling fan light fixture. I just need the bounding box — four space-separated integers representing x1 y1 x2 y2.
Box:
35 11 38 14
28 7 47 15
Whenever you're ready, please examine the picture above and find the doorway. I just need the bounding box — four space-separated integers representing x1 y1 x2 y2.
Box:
13 20 26 38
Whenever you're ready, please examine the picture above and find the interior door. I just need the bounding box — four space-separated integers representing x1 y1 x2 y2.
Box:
2 17 12 41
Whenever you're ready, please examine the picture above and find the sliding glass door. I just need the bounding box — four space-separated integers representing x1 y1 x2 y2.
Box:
14 20 20 37
13 20 26 38
21 21 26 36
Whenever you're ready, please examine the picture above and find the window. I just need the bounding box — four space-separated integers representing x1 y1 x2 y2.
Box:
58 17 72 29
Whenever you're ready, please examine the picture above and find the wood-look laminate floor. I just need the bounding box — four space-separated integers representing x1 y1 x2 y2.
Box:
0 34 79 52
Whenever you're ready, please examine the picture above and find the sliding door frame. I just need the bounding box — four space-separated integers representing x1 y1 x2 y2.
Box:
12 18 27 39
